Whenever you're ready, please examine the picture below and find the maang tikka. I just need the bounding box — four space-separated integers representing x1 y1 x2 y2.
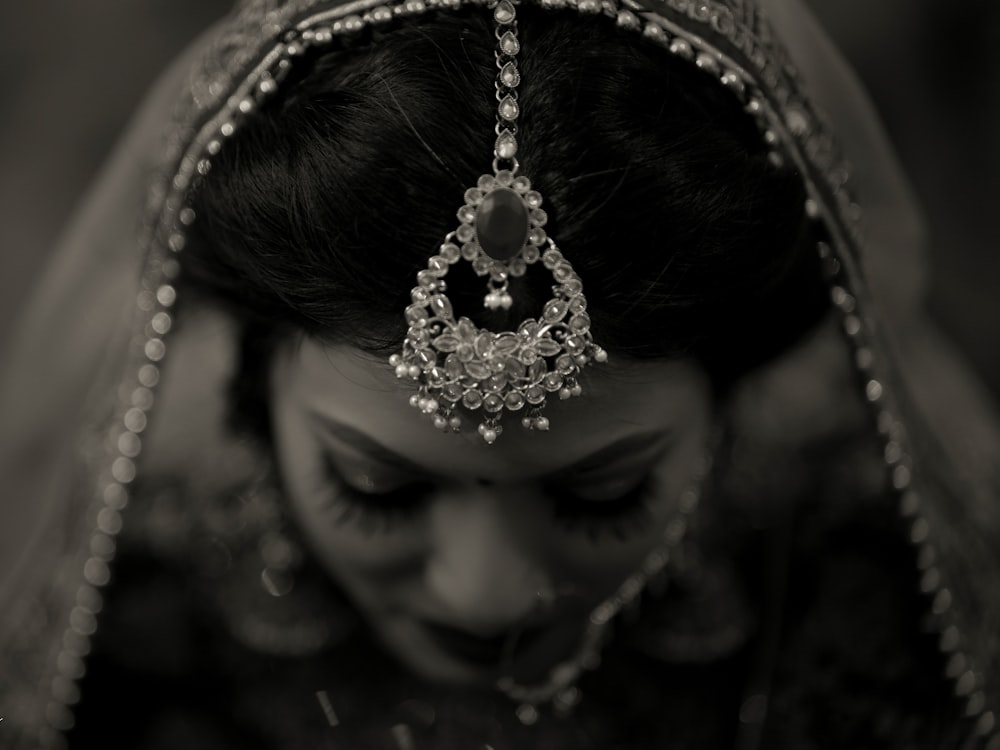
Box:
389 0 607 444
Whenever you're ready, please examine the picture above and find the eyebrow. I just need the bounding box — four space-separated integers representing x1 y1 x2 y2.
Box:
311 413 426 473
309 412 669 477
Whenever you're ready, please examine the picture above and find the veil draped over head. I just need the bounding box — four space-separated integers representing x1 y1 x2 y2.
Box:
1 0 998 747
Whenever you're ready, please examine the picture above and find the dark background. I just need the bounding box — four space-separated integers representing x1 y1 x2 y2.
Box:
1 1 997 396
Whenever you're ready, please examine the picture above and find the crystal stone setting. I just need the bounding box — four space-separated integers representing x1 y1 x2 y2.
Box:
392 169 607 444
389 0 606 444
476 187 530 260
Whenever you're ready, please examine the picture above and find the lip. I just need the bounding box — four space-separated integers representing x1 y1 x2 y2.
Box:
418 619 550 669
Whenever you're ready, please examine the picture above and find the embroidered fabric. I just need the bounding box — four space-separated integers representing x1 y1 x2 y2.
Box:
0 0 998 748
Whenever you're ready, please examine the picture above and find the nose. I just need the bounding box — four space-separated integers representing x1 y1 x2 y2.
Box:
424 484 551 636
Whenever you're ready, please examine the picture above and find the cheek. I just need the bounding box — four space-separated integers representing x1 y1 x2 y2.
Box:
287 472 431 617
550 536 658 606
552 460 703 600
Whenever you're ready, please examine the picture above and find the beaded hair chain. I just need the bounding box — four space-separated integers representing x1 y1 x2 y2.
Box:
389 0 607 444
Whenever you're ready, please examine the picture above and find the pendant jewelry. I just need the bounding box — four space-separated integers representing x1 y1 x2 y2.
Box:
389 0 606 444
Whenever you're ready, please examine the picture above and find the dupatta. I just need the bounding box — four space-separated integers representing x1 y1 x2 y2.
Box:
0 0 997 747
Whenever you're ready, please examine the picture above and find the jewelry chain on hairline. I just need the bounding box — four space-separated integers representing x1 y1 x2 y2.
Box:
387 0 608 445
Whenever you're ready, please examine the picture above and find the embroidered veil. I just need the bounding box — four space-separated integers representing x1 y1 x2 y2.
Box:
1 0 998 747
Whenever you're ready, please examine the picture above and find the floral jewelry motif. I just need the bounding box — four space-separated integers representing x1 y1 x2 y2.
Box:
389 0 607 444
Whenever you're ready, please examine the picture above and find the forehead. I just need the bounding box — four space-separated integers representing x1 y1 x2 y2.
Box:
273 338 711 478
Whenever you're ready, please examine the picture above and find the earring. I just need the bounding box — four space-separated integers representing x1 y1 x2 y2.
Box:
196 452 357 657
256 486 302 598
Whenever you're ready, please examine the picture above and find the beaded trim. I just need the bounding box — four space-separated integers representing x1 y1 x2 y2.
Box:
28 0 997 746
818 221 999 741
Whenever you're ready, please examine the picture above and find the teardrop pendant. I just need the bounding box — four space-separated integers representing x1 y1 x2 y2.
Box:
500 30 520 55
498 95 519 122
500 61 520 88
495 129 518 160
494 0 516 24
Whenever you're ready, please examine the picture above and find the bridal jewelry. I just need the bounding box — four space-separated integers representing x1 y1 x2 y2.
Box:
389 0 607 444
32 0 998 748
199 463 357 657
496 452 713 723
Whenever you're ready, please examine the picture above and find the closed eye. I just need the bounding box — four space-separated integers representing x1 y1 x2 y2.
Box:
546 474 655 542
317 453 433 532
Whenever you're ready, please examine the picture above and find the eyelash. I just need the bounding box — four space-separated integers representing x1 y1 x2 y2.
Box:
547 477 655 543
317 455 431 533
316 455 654 541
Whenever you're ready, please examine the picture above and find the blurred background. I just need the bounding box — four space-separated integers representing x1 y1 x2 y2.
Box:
1 0 998 395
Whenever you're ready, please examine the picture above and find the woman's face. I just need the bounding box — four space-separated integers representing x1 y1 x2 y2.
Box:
271 339 714 686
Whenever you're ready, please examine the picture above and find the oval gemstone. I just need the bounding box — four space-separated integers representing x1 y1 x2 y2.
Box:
476 187 529 260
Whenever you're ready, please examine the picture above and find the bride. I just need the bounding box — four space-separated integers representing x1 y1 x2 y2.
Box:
1 0 998 747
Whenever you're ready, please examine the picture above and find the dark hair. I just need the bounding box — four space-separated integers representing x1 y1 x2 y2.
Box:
185 7 828 431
